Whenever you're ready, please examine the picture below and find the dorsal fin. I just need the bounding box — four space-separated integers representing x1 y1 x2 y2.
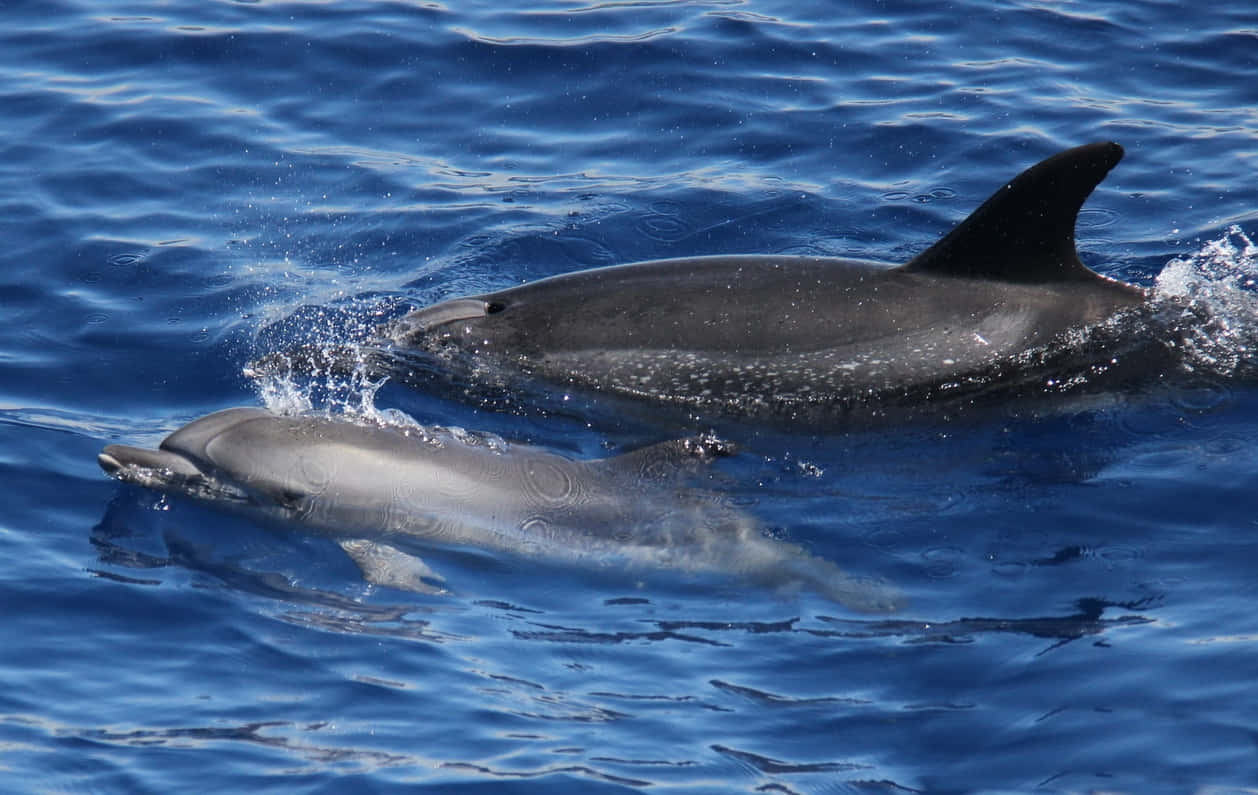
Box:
900 142 1123 283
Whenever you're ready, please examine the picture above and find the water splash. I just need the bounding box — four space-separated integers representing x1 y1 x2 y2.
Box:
243 293 409 424
244 301 513 452
247 339 385 418
1152 225 1258 378
254 367 314 416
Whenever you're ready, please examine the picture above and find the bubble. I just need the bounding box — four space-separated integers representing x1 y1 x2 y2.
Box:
635 214 692 243
1096 544 1142 563
522 460 574 503
1076 207 1119 229
107 252 145 266
921 546 966 579
991 561 1028 578
1169 376 1232 414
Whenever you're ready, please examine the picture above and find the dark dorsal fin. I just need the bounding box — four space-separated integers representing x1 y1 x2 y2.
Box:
900 141 1123 283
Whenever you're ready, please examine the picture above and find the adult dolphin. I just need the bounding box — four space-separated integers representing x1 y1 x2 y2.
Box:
99 408 900 611
382 142 1168 425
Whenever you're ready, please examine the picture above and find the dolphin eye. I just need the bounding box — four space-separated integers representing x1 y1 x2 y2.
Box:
276 488 305 509
485 301 506 315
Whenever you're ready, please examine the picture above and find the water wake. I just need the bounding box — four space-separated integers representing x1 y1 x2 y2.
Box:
1153 225 1258 378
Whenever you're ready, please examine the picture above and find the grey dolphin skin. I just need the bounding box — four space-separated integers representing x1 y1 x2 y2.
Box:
99 408 900 611
384 142 1162 424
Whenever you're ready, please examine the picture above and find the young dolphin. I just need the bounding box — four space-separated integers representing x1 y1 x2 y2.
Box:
384 142 1165 424
99 408 900 611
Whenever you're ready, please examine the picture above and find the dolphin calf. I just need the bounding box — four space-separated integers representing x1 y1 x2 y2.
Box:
379 142 1166 425
99 408 899 611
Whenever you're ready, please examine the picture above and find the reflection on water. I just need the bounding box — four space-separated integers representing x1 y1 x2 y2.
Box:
80 455 1190 793
91 492 455 644
812 597 1156 654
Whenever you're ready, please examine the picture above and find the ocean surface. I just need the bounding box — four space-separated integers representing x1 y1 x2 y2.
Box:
2 1 1257 792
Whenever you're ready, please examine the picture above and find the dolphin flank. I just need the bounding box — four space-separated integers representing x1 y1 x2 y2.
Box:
381 142 1165 425
99 408 900 611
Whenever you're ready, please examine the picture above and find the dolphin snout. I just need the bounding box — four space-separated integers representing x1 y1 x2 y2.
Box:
99 444 204 480
389 298 497 342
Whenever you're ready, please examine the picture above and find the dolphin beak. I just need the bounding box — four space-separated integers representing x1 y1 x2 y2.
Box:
386 297 496 342
99 444 205 483
97 449 126 477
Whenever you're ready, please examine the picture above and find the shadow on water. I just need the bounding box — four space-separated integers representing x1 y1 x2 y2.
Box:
810 596 1157 655
90 488 457 644
86 473 1169 792
495 596 1157 657
91 482 1160 652
64 720 422 774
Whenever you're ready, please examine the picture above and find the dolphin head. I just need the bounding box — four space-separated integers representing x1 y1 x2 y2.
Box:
99 408 322 512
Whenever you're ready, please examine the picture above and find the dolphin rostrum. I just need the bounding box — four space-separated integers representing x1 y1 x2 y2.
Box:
99 408 900 611
380 142 1166 425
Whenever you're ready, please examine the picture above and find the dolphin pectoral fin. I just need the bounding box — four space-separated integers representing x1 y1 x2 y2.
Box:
338 539 450 596
901 141 1129 286
599 434 738 483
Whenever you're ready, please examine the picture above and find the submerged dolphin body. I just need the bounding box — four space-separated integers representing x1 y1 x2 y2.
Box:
99 408 899 611
383 142 1164 424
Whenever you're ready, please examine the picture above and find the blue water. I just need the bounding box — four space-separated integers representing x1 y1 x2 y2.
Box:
3 1 1257 792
